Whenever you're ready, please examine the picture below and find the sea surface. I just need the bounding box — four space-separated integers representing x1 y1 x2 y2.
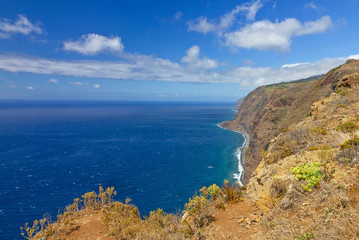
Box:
0 100 244 239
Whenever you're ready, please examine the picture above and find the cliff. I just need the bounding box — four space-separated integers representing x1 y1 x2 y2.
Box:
242 59 359 239
221 74 335 184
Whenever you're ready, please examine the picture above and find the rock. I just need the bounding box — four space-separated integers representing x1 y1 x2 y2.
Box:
251 215 260 222
181 212 189 223
245 218 251 225
237 218 245 224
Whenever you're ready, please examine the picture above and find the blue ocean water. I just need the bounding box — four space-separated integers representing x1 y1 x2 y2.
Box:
0 100 243 239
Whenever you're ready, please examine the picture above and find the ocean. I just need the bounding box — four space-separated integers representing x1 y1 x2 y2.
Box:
0 100 244 239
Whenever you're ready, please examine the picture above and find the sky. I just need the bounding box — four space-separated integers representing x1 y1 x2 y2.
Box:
0 0 358 102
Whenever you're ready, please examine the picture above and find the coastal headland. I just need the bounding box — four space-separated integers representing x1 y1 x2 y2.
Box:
24 60 359 239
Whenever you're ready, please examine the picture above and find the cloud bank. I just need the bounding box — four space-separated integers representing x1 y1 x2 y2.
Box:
0 48 357 88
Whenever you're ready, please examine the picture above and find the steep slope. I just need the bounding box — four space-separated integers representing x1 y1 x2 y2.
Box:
207 59 359 239
244 60 359 239
221 74 335 183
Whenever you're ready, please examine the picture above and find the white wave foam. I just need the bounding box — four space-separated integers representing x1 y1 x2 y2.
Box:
217 123 246 186
233 148 244 186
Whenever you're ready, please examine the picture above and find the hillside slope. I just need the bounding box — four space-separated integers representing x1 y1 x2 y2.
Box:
243 59 359 239
221 71 346 183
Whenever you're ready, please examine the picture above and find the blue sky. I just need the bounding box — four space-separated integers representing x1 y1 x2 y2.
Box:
0 0 358 101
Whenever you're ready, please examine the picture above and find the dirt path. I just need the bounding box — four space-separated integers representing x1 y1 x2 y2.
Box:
47 212 114 240
204 201 260 240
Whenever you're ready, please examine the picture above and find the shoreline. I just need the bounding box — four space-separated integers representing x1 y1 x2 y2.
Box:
217 123 250 186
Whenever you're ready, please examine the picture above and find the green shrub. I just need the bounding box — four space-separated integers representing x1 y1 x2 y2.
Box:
20 221 39 240
340 158 351 163
297 232 315 240
291 162 322 192
336 89 348 96
337 121 359 132
309 146 319 151
310 126 326 135
207 184 220 201
319 145 332 150
340 137 359 150
221 179 242 203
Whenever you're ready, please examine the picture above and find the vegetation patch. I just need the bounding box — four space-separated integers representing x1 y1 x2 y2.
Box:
297 232 315 240
291 162 322 192
338 137 359 163
309 146 319 151
337 121 359 132
340 137 359 150
310 126 327 135
336 88 348 96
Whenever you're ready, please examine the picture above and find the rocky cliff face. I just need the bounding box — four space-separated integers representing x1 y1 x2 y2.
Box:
221 74 336 183
244 59 359 239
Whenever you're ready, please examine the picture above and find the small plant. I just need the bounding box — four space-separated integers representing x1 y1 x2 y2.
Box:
297 232 315 240
338 104 347 108
291 162 322 192
337 121 359 133
340 137 359 150
309 146 319 151
221 179 242 203
319 145 332 150
207 184 220 202
82 191 98 209
20 220 39 239
281 128 288 133
310 126 326 135
336 88 348 96
340 158 352 163
184 194 213 229
184 195 210 216
338 137 359 164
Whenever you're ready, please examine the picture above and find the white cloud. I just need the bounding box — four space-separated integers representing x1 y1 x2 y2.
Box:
174 11 183 20
304 2 318 9
224 16 332 52
63 34 124 55
187 0 263 35
69 81 87 86
181 46 218 69
272 1 277 8
0 52 356 88
188 2 332 53
26 86 34 90
94 84 100 88
243 0 263 21
0 15 42 38
348 54 359 59
243 59 255 66
8 84 16 88
47 78 58 84
281 63 310 68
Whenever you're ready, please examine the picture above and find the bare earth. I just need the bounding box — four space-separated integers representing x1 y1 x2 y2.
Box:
204 201 259 240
